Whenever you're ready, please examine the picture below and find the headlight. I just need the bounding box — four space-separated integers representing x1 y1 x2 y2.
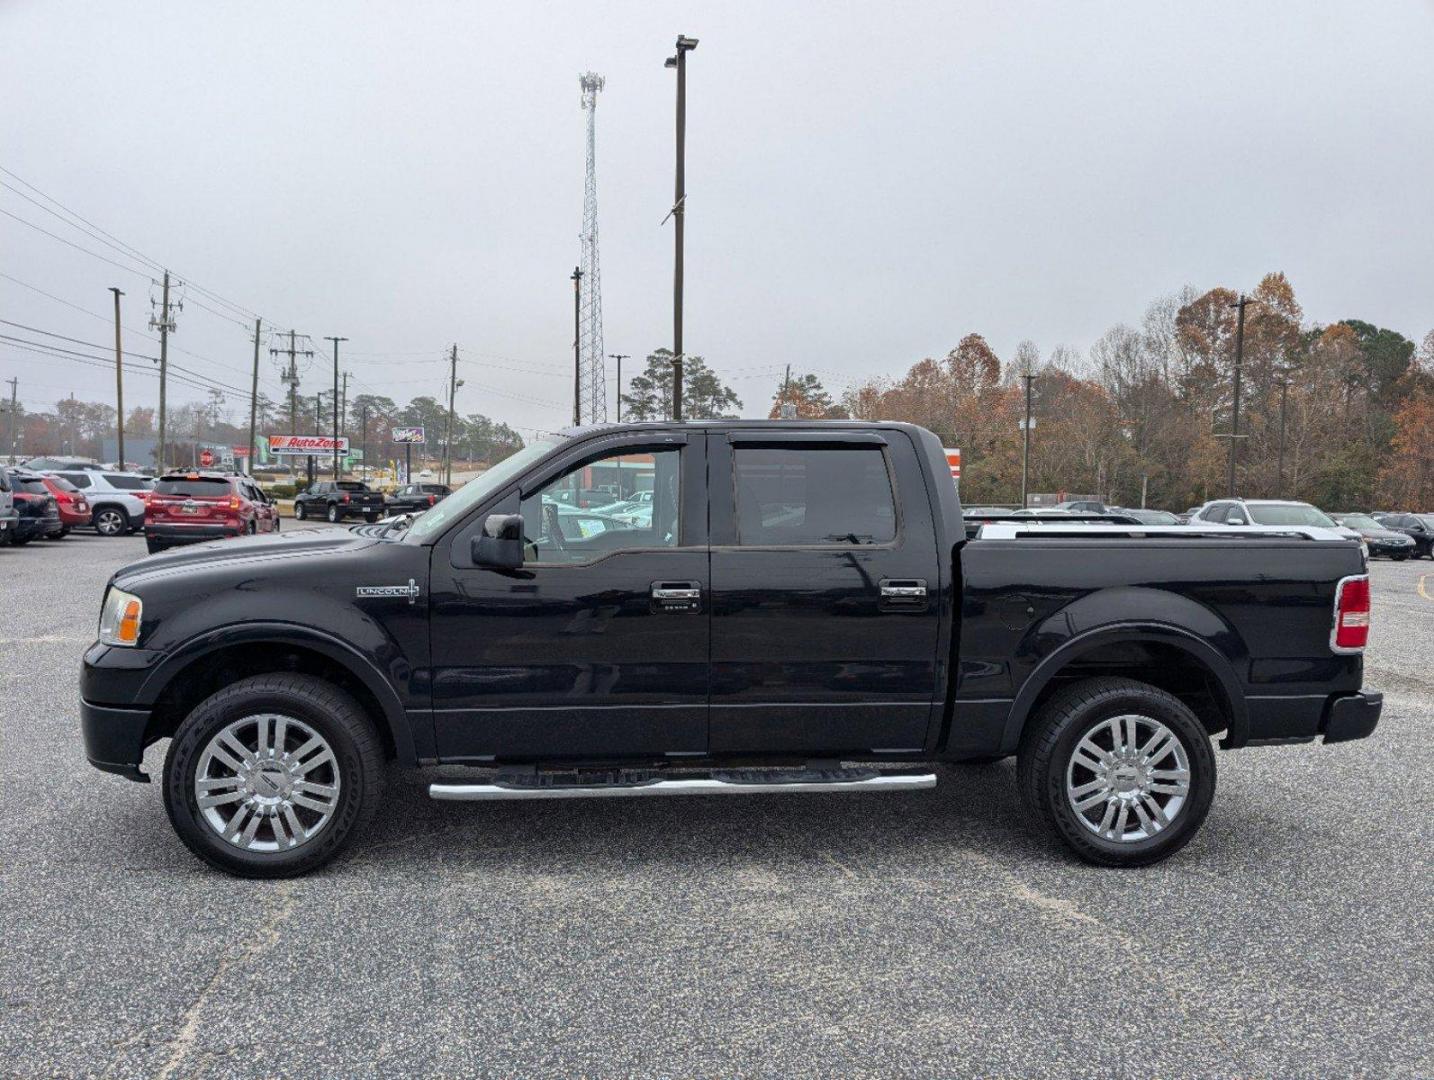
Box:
98 587 143 647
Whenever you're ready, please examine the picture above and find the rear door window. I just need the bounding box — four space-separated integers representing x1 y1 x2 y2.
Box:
59 472 92 489
733 445 897 546
154 478 233 498
102 474 148 490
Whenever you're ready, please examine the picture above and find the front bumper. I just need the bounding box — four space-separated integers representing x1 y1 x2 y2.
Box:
81 699 153 781
1368 540 1414 556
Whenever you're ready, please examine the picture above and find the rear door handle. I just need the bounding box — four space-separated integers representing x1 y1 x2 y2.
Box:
879 579 928 610
651 581 702 613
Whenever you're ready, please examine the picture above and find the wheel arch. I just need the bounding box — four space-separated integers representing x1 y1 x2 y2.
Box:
139 624 418 766
1002 622 1249 753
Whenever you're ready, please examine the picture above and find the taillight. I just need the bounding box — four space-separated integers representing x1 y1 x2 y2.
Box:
428 494 436 506
1332 575 1371 653
229 495 241 511
343 493 351 503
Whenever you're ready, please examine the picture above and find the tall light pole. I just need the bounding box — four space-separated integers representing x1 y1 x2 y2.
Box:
1020 374 1038 508
571 266 583 426
108 287 125 469
324 336 347 479
665 34 698 421
1225 294 1256 498
608 353 629 421
1276 374 1290 497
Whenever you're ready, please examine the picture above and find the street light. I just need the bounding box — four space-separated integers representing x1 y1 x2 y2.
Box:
665 34 698 421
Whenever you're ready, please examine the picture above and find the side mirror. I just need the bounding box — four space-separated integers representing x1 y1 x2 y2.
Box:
472 513 524 570
1227 516 1246 526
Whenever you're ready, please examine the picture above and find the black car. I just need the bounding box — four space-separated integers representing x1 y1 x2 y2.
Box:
1110 507 1181 525
1375 513 1434 559
6 469 63 545
1332 513 1416 560
293 480 387 523
386 482 451 515
81 420 1380 877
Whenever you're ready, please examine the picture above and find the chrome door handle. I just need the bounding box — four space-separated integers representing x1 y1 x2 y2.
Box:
880 583 927 599
651 581 702 613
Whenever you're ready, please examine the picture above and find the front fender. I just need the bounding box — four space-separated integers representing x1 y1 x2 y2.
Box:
138 620 419 766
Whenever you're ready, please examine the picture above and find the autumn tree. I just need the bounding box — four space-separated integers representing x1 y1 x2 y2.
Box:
769 373 845 419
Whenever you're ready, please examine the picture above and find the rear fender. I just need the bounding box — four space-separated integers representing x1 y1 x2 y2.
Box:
1003 587 1249 750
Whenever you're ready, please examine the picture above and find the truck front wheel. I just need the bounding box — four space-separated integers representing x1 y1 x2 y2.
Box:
1017 677 1216 867
162 674 384 878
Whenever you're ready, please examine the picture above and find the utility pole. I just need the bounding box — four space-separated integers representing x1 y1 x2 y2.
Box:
149 270 178 473
3 377 16 463
665 34 698 421
359 403 369 480
570 267 583 426
1276 376 1289 496
108 287 125 469
1020 374 1038 508
271 332 313 480
608 354 629 421
324 337 347 479
1225 294 1255 498
248 319 262 475
340 371 349 446
444 344 460 485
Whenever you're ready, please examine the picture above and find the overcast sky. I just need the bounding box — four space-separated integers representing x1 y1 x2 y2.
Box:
3 1 1432 436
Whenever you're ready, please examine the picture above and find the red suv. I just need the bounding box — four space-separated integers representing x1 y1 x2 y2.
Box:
39 473 91 535
144 472 279 554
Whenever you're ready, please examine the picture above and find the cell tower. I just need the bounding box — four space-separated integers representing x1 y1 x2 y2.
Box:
577 72 607 424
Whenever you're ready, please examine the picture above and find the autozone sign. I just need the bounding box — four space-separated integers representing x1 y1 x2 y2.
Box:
267 434 350 456
943 447 961 482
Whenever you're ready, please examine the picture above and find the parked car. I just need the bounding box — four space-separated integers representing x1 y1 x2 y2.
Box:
1330 513 1415 560
386 482 451 515
1374 513 1434 559
1188 499 1363 544
38 473 91 534
144 472 279 554
50 470 150 536
0 466 18 543
7 469 63 544
80 420 1380 877
1111 507 1181 525
294 480 386 523
1053 499 1108 513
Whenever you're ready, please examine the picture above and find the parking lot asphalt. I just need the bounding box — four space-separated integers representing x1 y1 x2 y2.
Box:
1 528 1430 1078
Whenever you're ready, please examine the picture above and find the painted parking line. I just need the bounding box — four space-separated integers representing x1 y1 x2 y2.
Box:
1419 574 1431 602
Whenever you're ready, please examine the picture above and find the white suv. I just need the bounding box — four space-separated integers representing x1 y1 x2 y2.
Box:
1189 499 1362 543
49 470 151 537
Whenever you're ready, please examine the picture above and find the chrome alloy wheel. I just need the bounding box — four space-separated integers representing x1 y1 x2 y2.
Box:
1065 714 1191 843
194 714 341 852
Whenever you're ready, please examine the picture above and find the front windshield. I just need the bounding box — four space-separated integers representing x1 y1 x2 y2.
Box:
404 436 567 542
1339 514 1379 529
1248 504 1337 527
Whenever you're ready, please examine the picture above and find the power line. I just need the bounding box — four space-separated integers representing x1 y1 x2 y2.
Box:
0 207 155 278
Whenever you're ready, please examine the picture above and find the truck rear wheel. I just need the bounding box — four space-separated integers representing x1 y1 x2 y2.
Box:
162 674 384 878
1017 677 1215 867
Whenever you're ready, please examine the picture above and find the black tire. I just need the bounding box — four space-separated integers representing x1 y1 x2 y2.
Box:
146 537 167 554
163 673 384 878
1392 553 1408 562
92 505 129 537
10 533 30 546
326 503 341 524
59 526 70 538
247 520 257 536
1017 676 1216 867
295 501 307 521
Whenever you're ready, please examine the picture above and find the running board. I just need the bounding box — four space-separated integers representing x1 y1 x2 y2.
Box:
429 767 936 802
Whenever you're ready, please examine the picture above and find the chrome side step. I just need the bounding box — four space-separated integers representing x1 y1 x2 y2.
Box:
429 767 936 802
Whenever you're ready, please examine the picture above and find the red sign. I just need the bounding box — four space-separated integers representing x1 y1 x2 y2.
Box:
943 447 962 481
231 446 250 457
199 449 215 467
267 434 350 456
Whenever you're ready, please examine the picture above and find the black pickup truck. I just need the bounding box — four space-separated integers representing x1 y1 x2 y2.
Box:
80 421 1382 877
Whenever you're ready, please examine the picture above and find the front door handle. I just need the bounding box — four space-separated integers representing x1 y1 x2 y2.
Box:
651 581 702 613
879 578 928 610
